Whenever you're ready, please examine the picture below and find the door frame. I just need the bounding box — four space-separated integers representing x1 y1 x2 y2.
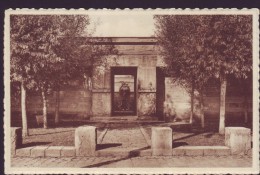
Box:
111 67 137 116
156 67 166 121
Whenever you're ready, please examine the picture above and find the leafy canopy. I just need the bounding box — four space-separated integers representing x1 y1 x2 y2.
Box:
154 15 252 90
10 15 116 92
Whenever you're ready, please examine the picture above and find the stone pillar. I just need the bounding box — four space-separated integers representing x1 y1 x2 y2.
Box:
152 127 172 156
225 127 251 155
75 126 97 156
11 127 22 157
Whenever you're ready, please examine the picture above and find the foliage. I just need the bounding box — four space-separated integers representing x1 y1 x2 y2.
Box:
10 15 117 128
154 15 252 90
10 15 89 92
11 15 117 91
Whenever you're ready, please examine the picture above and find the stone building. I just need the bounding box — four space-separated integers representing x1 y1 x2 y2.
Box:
11 37 252 127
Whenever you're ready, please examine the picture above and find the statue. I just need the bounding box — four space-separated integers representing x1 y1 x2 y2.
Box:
119 82 130 111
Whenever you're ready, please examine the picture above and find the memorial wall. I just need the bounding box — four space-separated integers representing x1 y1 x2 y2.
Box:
11 37 252 124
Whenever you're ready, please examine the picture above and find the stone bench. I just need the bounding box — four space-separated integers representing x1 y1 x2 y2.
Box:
151 127 172 156
75 126 97 156
225 127 251 155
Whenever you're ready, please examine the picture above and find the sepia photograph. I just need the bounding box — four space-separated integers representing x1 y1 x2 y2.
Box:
4 9 259 174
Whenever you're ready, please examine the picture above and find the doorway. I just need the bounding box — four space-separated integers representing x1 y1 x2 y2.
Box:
111 67 137 116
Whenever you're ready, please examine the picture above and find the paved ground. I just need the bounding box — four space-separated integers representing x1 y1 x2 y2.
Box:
100 124 149 148
11 155 252 168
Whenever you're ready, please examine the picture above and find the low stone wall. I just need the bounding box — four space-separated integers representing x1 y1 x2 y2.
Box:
11 127 22 157
13 126 252 158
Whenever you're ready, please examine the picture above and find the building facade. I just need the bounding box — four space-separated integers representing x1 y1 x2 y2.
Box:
11 37 252 126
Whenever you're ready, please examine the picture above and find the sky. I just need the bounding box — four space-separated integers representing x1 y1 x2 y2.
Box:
88 14 155 37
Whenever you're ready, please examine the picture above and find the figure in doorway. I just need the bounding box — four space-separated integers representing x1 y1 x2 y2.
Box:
119 82 130 111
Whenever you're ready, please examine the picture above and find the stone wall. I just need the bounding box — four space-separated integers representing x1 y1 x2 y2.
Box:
11 90 91 114
11 37 252 122
90 37 159 116
164 77 252 123
165 78 191 120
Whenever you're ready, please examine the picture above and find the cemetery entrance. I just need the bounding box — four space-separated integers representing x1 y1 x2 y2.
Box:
111 67 137 116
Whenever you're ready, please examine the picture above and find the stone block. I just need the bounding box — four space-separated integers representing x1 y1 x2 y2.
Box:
172 147 186 156
203 148 216 156
215 146 231 156
30 146 49 157
61 146 76 157
225 127 251 155
151 127 172 156
15 147 33 157
45 146 63 157
184 147 203 156
75 126 97 156
203 146 231 156
11 127 22 157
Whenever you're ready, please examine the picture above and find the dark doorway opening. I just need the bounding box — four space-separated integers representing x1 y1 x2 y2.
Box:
111 67 137 116
156 67 165 121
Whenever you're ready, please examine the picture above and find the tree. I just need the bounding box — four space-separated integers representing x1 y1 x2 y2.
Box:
154 15 252 133
154 15 213 128
11 15 73 129
11 15 117 129
205 15 252 134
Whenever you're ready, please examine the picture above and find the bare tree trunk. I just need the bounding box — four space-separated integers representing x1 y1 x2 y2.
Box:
54 90 60 125
199 90 205 129
243 84 248 124
86 76 93 118
190 79 195 124
42 90 48 129
219 74 227 134
21 82 28 137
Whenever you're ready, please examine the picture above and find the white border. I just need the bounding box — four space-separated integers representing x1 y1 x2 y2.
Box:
4 8 259 174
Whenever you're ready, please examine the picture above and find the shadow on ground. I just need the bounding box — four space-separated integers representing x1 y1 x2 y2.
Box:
173 142 188 148
96 143 122 150
84 146 150 168
21 142 51 148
